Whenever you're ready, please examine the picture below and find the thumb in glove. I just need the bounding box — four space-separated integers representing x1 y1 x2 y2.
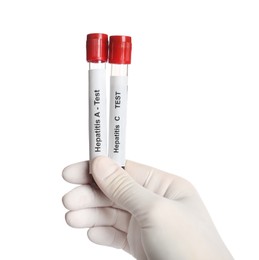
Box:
91 156 159 223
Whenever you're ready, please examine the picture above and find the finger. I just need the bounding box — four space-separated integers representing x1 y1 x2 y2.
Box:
62 161 93 185
65 207 130 233
62 184 112 210
87 227 130 252
92 156 159 216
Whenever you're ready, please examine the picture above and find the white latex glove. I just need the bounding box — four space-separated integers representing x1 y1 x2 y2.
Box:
62 156 233 260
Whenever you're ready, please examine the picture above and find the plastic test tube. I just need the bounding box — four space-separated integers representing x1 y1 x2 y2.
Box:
108 35 132 167
87 33 108 165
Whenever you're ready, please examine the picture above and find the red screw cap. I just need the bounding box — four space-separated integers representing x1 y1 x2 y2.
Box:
109 35 132 64
86 33 108 62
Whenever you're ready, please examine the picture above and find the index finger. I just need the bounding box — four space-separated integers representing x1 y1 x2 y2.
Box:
62 161 94 184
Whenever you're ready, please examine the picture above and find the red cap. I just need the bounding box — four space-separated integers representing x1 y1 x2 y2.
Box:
109 35 132 64
86 33 108 62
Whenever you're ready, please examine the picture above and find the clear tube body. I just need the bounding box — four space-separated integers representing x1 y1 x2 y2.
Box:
88 61 107 164
89 62 105 70
109 64 128 167
111 64 128 76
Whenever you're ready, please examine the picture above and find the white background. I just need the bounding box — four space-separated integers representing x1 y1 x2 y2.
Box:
0 0 258 259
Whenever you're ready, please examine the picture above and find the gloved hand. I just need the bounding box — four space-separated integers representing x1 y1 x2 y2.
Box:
62 156 233 260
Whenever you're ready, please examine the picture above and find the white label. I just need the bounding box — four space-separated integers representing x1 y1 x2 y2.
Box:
109 76 128 166
89 69 107 160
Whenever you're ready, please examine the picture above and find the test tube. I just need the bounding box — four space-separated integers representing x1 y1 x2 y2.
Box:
108 35 132 167
86 33 108 165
